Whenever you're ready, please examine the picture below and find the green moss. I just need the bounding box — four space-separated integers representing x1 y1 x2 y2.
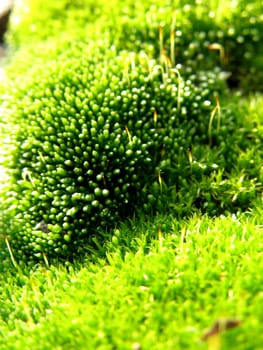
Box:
6 0 103 47
0 37 229 262
7 0 263 91
1 212 263 349
1 1 262 263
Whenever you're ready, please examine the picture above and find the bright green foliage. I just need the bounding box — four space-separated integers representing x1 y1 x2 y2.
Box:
1 212 263 349
2 31 263 262
7 0 263 91
1 0 262 263
115 1 263 91
2 38 229 262
6 0 103 47
0 1 262 347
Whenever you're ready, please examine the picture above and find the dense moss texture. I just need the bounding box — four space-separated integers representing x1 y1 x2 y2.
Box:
0 0 262 262
0 40 221 261
7 0 263 91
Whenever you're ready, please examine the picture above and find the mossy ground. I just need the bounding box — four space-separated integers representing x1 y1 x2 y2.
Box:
0 0 263 349
1 209 263 349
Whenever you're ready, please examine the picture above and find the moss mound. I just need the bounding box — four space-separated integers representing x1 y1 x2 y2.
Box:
0 38 227 261
0 1 262 263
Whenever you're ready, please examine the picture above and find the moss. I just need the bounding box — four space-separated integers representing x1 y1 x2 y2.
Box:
1 1 262 263
0 37 232 262
7 0 263 91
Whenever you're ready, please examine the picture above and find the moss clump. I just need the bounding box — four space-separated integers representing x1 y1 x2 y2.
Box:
1 1 262 263
1 37 233 262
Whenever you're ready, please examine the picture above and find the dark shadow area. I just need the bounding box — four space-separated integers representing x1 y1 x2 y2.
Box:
0 1 13 55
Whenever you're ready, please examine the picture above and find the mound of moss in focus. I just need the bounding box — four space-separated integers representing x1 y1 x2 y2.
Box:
0 0 262 263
